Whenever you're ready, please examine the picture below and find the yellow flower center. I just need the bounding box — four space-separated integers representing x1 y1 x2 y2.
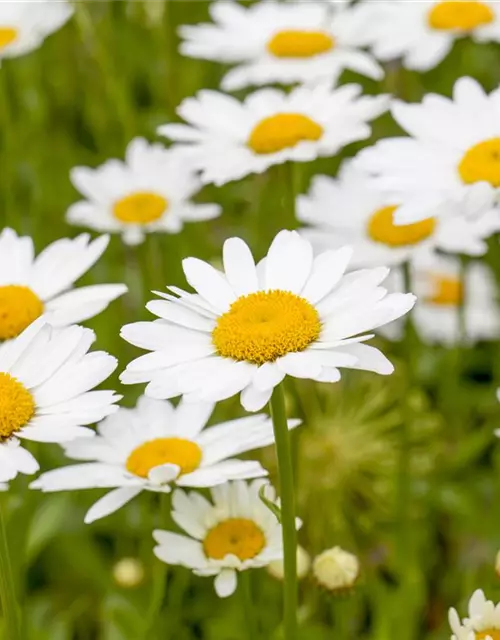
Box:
427 275 464 305
458 138 500 187
267 29 335 58
476 631 500 640
212 290 321 365
428 1 494 31
112 192 168 225
367 205 436 247
0 27 17 50
0 285 44 341
125 437 202 478
248 113 323 155
0 373 35 439
203 518 266 561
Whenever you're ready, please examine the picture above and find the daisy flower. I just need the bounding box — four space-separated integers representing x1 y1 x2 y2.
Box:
179 1 383 92
158 83 388 186
358 0 500 72
0 318 120 483
67 138 221 246
0 0 73 62
297 161 500 268
0 228 126 343
381 253 500 346
31 395 299 524
449 589 500 639
357 77 500 224
120 230 416 412
153 479 287 597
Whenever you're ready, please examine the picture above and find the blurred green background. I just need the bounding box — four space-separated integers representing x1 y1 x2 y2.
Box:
2 1 500 638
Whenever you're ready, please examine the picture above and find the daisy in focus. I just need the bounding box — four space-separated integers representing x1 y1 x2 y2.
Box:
381 253 500 345
31 396 299 523
120 230 416 412
0 319 119 483
67 138 221 246
158 84 388 186
358 0 500 72
179 0 383 91
0 228 126 343
297 161 500 268
153 479 287 597
357 77 500 224
449 589 500 639
0 0 73 62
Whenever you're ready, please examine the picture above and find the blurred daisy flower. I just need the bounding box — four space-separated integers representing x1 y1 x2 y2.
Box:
158 84 388 186
358 0 500 72
31 396 299 523
153 479 287 598
179 0 383 92
121 230 415 412
0 0 73 62
357 77 500 224
449 589 500 639
382 253 500 345
67 138 221 246
0 228 126 344
297 161 500 268
0 319 120 484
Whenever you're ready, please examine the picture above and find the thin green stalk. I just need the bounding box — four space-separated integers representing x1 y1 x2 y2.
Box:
240 571 258 640
0 501 21 640
269 384 298 640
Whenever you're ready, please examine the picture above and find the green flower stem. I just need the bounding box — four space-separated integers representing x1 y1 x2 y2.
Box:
269 384 298 640
240 571 258 640
0 500 21 640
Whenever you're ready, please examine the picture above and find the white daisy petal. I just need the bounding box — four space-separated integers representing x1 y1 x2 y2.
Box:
214 569 237 598
222 237 258 296
85 487 143 524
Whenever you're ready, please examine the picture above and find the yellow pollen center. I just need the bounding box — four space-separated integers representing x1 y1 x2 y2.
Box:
0 285 44 341
212 290 321 365
203 518 266 561
428 1 494 30
0 27 17 50
427 275 464 305
0 373 35 439
248 113 323 155
476 630 500 640
113 192 168 225
367 205 436 247
125 437 202 478
267 29 335 58
458 138 500 187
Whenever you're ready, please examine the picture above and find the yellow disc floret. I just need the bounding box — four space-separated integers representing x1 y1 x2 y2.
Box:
367 205 436 247
126 437 202 478
428 1 494 31
0 373 35 439
458 138 500 187
248 113 323 155
476 631 500 640
212 290 321 365
427 275 464 306
203 518 265 561
0 28 17 50
267 30 334 58
113 192 168 224
0 285 44 341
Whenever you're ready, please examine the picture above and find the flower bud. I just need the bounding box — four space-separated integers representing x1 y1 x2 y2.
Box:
267 545 311 581
312 546 359 592
113 557 145 588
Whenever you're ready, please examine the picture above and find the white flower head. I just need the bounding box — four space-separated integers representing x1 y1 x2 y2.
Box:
449 589 500 640
0 228 127 344
179 0 383 91
357 77 500 224
381 253 500 346
153 479 288 597
0 0 73 62
312 546 360 592
267 544 311 581
358 0 500 72
158 84 388 186
0 319 120 483
67 138 221 246
121 230 416 412
297 161 500 269
31 395 299 523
